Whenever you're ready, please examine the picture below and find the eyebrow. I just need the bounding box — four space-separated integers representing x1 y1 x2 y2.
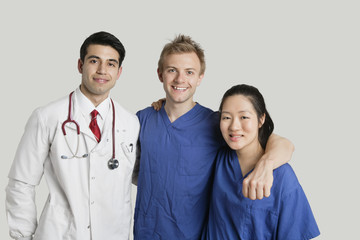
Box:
165 66 196 70
221 110 253 114
87 55 119 65
164 66 177 69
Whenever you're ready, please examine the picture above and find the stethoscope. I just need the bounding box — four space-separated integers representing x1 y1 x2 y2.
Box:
61 91 119 170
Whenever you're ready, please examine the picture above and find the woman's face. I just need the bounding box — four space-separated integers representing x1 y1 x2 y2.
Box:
220 95 264 152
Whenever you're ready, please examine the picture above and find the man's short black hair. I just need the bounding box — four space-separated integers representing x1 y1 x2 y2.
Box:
80 31 125 67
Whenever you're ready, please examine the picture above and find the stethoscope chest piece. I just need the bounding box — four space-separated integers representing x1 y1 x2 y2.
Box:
108 158 119 170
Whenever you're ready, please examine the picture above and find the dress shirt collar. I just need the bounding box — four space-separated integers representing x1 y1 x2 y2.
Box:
75 87 110 121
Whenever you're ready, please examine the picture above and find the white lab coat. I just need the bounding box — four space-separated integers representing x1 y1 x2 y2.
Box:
6 89 140 240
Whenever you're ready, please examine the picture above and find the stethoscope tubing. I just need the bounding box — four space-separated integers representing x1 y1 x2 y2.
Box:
61 92 118 169
62 92 80 135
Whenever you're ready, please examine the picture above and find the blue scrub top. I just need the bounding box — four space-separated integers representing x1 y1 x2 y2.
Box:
134 103 224 240
203 147 320 240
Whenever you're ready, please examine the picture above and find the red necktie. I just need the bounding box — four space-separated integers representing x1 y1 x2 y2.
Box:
90 110 101 142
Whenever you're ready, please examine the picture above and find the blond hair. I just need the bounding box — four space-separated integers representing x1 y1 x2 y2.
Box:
158 34 206 75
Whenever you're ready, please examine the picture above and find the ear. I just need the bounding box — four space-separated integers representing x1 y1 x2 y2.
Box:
197 73 205 86
259 114 266 128
157 68 163 83
77 59 83 74
116 66 123 79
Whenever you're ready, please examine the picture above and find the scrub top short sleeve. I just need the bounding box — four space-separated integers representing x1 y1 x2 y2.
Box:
276 186 320 239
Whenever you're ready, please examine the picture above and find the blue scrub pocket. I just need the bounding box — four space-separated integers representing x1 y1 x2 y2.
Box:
179 145 217 176
243 206 278 239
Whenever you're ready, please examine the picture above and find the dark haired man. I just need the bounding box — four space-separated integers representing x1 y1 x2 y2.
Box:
6 31 139 240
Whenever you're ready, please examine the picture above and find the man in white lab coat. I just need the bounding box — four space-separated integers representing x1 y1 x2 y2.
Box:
5 31 140 240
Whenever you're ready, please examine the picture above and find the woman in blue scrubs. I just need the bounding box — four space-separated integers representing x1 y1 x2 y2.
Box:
202 84 320 240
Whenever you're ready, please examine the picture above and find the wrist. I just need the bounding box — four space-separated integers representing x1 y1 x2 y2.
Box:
258 154 275 170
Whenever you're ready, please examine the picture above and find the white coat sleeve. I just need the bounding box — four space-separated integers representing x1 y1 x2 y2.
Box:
6 179 37 240
6 108 49 239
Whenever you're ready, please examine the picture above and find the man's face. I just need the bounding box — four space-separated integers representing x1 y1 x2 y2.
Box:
78 44 122 105
158 52 204 107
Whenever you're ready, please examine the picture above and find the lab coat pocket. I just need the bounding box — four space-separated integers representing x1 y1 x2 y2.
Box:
120 142 136 165
33 200 75 240
114 141 136 176
179 145 217 176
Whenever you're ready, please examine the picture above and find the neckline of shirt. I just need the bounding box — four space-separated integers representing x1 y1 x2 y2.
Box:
75 88 110 121
160 102 203 127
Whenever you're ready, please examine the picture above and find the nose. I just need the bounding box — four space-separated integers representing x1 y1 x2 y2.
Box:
229 118 241 131
96 62 106 74
174 71 186 83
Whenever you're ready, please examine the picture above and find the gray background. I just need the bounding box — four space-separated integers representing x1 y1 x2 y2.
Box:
1 1 359 239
